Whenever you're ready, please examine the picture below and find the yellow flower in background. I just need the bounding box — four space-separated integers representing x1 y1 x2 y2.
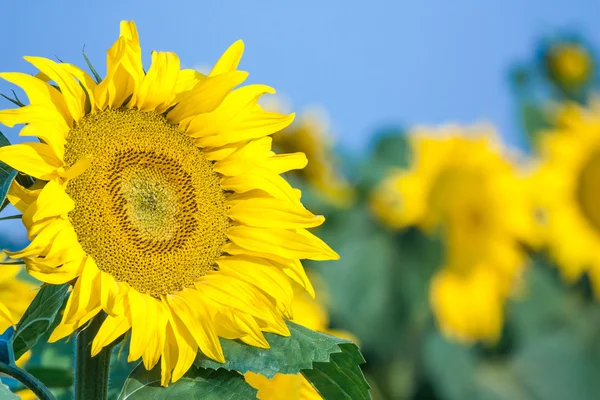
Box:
545 42 593 89
536 103 600 292
371 125 538 343
0 259 36 391
0 263 36 335
245 279 353 399
0 21 338 386
430 266 505 343
272 109 355 209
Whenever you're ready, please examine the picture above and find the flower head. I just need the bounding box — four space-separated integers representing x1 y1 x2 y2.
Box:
0 21 338 385
371 125 537 342
544 41 594 90
536 102 600 291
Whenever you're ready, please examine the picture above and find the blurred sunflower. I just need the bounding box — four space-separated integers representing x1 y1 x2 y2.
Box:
272 109 355 208
245 279 354 399
544 41 594 90
0 21 338 386
0 259 36 370
371 125 538 343
0 263 36 336
536 102 600 291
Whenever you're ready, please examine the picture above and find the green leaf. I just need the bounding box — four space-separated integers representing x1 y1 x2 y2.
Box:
0 327 15 365
195 321 349 378
195 321 370 399
82 48 102 84
301 343 370 400
118 364 257 400
26 366 73 389
12 284 69 360
422 331 478 400
0 131 17 209
0 382 19 400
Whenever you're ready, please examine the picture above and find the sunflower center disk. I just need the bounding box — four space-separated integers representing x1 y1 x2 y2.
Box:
64 109 229 296
577 151 600 233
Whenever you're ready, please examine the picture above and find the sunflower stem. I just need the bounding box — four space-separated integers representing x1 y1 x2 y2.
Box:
0 361 55 400
74 313 110 400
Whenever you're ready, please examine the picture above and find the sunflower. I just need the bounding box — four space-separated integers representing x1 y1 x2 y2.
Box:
536 102 600 291
371 125 537 342
244 279 353 399
544 42 593 90
0 21 338 386
272 109 355 208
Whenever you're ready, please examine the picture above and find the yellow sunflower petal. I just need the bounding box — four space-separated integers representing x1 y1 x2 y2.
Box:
185 85 276 138
0 142 61 180
0 72 72 126
210 40 244 76
194 109 295 148
228 198 324 228
167 292 225 363
227 226 339 261
24 57 86 122
49 306 102 343
61 257 100 324
168 314 199 382
0 106 68 160
31 180 74 222
8 180 41 213
136 51 180 112
167 71 249 123
91 313 131 356
127 291 154 362
262 153 308 174
217 255 294 316
221 167 300 204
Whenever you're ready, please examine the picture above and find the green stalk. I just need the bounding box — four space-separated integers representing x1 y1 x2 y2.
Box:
74 313 110 400
0 361 55 400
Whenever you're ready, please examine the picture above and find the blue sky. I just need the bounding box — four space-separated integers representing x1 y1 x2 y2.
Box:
0 0 598 246
2 0 599 152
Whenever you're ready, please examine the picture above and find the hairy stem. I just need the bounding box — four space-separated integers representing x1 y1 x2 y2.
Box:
74 313 110 400
0 361 55 400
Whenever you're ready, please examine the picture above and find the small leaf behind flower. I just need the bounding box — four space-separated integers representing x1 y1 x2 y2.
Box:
118 365 257 400
12 284 69 360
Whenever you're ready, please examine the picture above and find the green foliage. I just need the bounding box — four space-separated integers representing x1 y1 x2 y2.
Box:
0 382 19 400
0 327 15 365
13 284 69 360
195 321 369 399
27 366 73 389
118 365 257 400
195 321 353 378
302 343 370 400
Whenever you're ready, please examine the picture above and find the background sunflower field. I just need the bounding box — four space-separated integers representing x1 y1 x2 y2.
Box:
2 1 600 399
